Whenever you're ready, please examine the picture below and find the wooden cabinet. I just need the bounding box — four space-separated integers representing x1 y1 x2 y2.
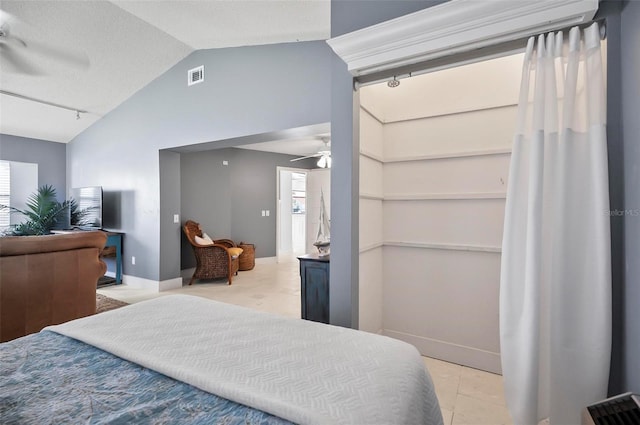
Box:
298 253 330 324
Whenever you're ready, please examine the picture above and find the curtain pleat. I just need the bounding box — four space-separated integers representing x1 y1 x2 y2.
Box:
500 22 611 425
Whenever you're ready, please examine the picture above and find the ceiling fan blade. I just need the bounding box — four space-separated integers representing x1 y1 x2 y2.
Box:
0 9 21 28
24 38 90 69
290 153 322 162
0 43 44 75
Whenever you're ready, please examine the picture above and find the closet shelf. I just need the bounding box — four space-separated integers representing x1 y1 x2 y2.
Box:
384 241 502 253
359 150 384 163
359 242 384 254
360 193 384 200
384 192 507 201
360 148 512 164
384 148 511 163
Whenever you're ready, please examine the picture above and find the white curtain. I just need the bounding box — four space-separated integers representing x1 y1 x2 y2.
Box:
500 22 611 425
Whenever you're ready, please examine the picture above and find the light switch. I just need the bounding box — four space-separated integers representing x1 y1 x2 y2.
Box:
261 210 266 217
223 160 229 166
266 210 270 217
173 214 180 224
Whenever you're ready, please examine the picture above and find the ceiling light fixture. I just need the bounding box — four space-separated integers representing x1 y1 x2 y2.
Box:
387 76 400 88
317 154 331 169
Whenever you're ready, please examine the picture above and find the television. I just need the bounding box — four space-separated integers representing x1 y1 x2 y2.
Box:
69 186 103 229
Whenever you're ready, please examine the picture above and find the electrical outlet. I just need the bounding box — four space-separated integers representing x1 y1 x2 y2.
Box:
223 160 229 166
131 256 136 265
173 214 180 224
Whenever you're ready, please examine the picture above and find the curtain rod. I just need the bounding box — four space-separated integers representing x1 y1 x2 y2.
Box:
0 90 87 115
355 18 607 90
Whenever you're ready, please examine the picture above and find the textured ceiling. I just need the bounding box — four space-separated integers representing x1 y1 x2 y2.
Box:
236 133 331 158
0 0 330 143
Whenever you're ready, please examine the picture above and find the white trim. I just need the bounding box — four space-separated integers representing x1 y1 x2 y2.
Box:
359 242 384 254
381 103 518 124
359 150 384 163
384 192 507 201
359 193 384 201
384 329 501 374
122 275 183 292
384 241 501 253
276 166 309 261
360 105 384 124
326 0 598 76
384 148 511 163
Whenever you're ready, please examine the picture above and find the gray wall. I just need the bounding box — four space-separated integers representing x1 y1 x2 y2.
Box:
180 147 315 269
596 0 640 395
329 0 447 328
159 150 182 281
620 0 640 393
68 40 331 282
0 134 66 201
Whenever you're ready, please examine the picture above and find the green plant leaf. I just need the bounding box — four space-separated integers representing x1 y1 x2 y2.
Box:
2 185 69 235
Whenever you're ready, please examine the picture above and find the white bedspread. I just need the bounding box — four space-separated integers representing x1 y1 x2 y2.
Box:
49 295 442 425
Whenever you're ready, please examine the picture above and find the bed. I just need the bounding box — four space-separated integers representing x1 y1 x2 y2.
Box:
1 295 443 424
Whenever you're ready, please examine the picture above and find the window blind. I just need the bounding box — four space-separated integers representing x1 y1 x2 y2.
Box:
0 161 10 228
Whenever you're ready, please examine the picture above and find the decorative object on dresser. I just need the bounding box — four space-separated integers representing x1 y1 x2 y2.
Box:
298 253 329 324
312 189 330 256
183 220 239 285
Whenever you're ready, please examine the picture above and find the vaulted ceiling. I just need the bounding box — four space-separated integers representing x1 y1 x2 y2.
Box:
0 1 330 143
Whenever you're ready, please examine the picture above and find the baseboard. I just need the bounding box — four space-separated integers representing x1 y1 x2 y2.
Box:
383 329 502 374
122 275 183 292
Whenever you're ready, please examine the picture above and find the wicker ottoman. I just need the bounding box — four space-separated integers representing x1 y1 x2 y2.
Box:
238 242 255 271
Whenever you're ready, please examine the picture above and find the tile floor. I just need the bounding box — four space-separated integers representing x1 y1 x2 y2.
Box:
99 257 513 425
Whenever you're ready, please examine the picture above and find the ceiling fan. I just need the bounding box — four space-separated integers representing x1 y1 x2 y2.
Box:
0 9 89 75
290 137 332 168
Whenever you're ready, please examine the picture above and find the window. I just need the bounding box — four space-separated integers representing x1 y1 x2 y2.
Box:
0 161 10 229
0 161 38 231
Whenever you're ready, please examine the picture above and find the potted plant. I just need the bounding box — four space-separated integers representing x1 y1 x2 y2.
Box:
0 185 70 236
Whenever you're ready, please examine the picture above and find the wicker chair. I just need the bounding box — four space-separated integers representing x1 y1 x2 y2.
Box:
183 220 239 285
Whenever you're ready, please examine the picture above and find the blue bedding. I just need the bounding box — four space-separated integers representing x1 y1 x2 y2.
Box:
0 331 293 424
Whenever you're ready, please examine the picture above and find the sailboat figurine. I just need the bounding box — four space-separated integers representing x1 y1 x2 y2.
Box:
313 189 330 256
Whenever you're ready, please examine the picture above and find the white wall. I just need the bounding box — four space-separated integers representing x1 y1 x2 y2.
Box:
359 109 384 334
278 169 293 257
9 161 38 226
358 53 521 372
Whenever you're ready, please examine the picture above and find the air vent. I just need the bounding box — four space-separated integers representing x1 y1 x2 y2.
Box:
583 393 640 425
188 65 204 86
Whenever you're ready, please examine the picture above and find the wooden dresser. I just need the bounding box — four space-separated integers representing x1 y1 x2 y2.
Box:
298 253 330 324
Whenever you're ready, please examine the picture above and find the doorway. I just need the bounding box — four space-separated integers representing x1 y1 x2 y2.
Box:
277 167 308 261
357 52 524 373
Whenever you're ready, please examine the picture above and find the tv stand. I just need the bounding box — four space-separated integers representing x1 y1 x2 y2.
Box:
52 230 123 285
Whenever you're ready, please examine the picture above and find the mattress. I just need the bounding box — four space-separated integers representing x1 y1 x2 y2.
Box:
2 294 443 425
0 331 291 424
